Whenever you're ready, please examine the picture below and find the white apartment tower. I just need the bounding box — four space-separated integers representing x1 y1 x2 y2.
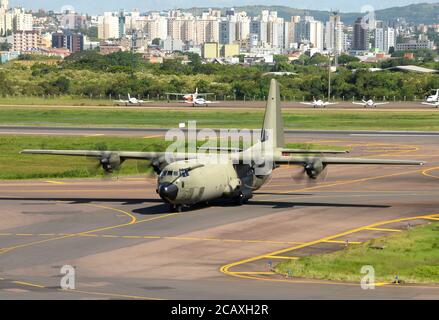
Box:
98 13 119 40
0 0 8 10
325 11 344 53
375 27 395 53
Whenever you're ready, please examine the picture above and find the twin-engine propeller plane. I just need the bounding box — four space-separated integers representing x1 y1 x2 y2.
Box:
115 94 149 106
300 98 337 108
22 79 424 212
426 89 439 103
352 99 389 108
166 88 217 107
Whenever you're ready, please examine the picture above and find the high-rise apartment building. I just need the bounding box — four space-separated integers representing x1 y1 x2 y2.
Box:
325 11 344 53
375 27 395 53
12 30 41 52
352 17 369 50
98 13 119 40
0 0 8 10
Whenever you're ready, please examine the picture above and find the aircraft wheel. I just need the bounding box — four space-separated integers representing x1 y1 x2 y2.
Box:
235 192 247 205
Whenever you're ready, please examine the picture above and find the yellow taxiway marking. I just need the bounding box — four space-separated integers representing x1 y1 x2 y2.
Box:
231 272 276 275
0 278 162 300
422 166 439 179
143 134 163 139
266 255 299 260
60 289 163 300
12 280 45 289
324 240 362 244
221 213 439 289
365 227 402 232
0 232 304 246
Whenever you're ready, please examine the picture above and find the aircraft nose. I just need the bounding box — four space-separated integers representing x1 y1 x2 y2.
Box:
158 183 178 201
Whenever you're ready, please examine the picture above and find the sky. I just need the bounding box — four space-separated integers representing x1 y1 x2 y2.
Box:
9 0 438 14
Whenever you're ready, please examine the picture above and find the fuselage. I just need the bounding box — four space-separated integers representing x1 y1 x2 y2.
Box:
156 159 269 205
364 100 375 107
426 90 439 102
312 100 327 108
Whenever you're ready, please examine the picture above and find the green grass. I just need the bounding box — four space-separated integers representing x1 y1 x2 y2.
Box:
276 223 439 284
1 107 439 131
0 135 344 180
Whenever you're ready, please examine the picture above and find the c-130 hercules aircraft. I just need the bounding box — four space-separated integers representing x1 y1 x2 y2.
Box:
22 80 424 212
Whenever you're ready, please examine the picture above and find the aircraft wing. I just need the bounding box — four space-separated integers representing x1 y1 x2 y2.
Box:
274 155 424 166
422 102 439 106
323 102 338 106
352 102 365 105
300 102 314 105
20 150 199 161
374 102 389 105
166 93 187 96
115 100 128 103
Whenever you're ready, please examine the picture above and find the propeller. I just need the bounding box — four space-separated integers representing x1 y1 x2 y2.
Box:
291 156 328 185
85 143 123 180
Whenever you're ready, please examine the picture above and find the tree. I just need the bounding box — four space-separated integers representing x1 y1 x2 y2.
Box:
152 38 161 46
0 42 11 51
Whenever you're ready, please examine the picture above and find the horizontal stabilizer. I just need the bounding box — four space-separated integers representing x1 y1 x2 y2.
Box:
281 149 349 155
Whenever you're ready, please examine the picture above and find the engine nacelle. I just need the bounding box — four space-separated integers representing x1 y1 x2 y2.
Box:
304 159 326 179
100 153 122 173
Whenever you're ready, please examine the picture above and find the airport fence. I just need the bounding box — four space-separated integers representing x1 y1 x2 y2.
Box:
0 93 432 104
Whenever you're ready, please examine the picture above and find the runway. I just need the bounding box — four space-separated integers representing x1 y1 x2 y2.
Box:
1 132 439 299
2 125 439 138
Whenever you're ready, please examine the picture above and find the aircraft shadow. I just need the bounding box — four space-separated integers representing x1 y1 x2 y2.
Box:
0 197 390 214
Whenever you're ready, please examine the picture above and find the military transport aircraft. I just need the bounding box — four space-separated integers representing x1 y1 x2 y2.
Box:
352 99 389 108
22 79 424 212
300 98 337 108
114 94 148 106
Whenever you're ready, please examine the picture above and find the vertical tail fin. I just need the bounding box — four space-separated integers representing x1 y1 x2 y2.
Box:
128 93 131 100
261 79 285 149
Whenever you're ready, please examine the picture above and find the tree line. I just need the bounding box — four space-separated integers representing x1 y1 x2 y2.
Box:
0 50 438 101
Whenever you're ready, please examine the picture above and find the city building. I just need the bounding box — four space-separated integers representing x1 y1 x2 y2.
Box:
352 17 369 51
325 11 344 53
98 13 119 40
12 30 41 52
395 38 436 51
221 43 239 57
162 37 183 52
375 27 395 53
52 30 84 53
202 42 219 59
219 19 236 45
295 16 324 51
0 0 8 10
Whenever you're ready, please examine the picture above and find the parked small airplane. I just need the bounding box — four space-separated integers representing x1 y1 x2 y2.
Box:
22 79 424 212
167 88 216 107
300 99 337 108
353 99 389 108
115 94 148 106
426 89 439 103
422 101 439 108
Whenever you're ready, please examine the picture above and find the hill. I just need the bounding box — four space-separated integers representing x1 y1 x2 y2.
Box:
180 3 439 25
